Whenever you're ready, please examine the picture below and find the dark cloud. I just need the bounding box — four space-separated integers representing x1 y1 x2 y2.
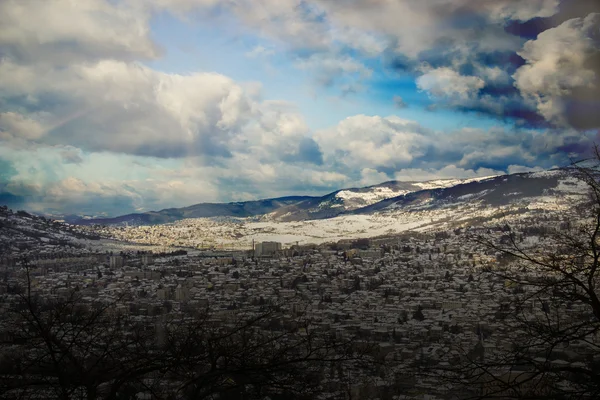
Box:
556 0 600 24
281 137 324 165
565 99 600 132
0 178 142 217
380 1 600 131
504 17 554 39
316 115 596 181
505 0 600 39
0 191 26 210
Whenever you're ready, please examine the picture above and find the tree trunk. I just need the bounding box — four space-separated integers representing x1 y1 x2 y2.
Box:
87 384 97 400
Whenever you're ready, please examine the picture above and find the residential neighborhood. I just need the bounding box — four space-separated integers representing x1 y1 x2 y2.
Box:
2 200 597 398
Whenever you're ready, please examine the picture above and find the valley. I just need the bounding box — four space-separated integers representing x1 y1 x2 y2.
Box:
81 168 586 249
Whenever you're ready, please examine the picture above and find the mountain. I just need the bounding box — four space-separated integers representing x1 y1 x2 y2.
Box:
68 169 590 226
0 206 101 253
65 196 318 226
347 170 571 215
61 168 591 227
97 167 591 248
3 168 592 249
262 176 500 221
64 174 506 226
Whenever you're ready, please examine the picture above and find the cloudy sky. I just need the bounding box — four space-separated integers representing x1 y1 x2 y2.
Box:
0 0 599 216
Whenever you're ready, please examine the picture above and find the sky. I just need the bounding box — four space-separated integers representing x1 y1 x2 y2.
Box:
0 0 599 217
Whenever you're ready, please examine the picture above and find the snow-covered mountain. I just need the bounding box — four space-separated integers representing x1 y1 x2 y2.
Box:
100 168 592 248
262 175 499 221
2 168 594 249
313 175 498 212
53 168 589 227
347 170 570 215
65 178 493 226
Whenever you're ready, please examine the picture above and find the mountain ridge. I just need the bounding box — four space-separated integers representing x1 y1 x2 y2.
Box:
2 167 592 249
61 171 566 226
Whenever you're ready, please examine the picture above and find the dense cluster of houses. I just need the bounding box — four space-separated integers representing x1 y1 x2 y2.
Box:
1 204 598 398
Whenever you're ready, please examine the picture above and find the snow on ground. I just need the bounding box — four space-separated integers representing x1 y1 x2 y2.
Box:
247 214 423 245
410 175 498 191
108 190 576 249
335 187 411 208
103 170 589 249
528 169 562 179
321 176 500 212
555 176 589 193
456 189 491 201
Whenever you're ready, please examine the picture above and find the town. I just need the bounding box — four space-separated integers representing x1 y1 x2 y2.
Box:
1 203 597 399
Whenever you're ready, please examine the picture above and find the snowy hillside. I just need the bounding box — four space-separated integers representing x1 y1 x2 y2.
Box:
99 168 592 248
67 175 501 226
327 175 499 211
0 206 103 255
5 167 589 251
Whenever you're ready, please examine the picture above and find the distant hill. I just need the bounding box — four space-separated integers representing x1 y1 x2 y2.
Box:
2 167 593 248
0 206 100 253
65 196 318 226
62 174 518 226
49 167 591 227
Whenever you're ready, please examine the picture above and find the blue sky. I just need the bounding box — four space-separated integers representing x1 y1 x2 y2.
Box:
0 0 598 216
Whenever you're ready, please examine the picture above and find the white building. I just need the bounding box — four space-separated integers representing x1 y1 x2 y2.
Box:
109 255 124 269
254 241 282 257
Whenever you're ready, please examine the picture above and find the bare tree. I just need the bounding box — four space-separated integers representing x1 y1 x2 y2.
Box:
0 263 377 400
426 156 600 399
0 261 161 400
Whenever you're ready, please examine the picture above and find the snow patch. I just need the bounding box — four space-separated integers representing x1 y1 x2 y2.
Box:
335 187 410 209
411 175 498 191
528 170 562 179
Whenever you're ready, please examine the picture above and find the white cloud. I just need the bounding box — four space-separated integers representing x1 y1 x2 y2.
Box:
485 0 560 22
359 168 391 186
225 0 332 51
416 67 485 102
295 53 372 91
0 0 159 65
315 115 431 170
149 0 560 58
314 116 593 182
514 13 600 128
312 0 557 57
0 112 46 140
130 0 573 124
0 60 257 158
457 145 536 168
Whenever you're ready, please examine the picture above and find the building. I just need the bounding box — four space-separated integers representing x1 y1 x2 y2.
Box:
0 256 16 268
109 255 124 269
175 284 190 302
254 241 282 257
141 254 154 266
